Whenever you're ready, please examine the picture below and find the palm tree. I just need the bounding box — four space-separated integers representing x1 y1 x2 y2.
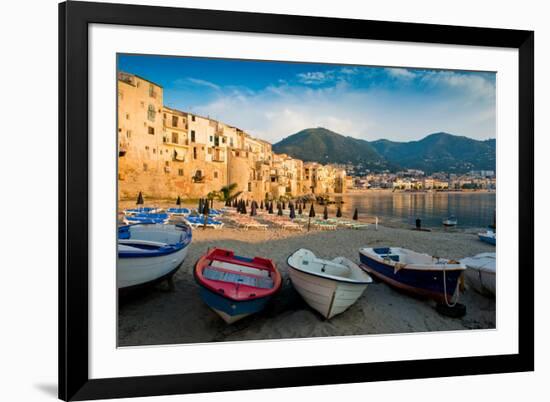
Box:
219 183 239 201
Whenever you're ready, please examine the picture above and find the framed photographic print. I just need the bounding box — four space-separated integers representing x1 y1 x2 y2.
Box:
59 1 534 400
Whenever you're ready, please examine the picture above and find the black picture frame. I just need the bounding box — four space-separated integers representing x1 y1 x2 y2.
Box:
59 1 534 400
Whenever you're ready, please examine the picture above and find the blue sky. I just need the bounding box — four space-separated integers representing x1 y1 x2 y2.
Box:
118 54 496 144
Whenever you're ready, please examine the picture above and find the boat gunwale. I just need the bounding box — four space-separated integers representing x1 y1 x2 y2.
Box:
359 248 465 272
287 249 373 285
194 248 282 302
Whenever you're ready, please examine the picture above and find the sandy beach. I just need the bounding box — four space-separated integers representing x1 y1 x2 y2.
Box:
118 201 496 346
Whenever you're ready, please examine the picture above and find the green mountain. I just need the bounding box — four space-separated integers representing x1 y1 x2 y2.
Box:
272 127 393 170
272 128 495 174
370 133 496 173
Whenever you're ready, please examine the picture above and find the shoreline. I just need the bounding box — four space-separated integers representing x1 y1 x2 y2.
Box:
118 220 496 347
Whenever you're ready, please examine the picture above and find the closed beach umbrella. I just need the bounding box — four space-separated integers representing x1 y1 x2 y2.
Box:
260 200 264 210
307 204 316 232
268 202 274 214
198 198 203 213
242 202 247 215
298 203 303 215
176 196 181 206
277 204 283 216
282 201 286 210
136 191 144 205
202 201 210 229
336 205 342 218
353 208 359 221
246 199 249 207
250 202 257 216
323 205 328 220
210 198 214 209
289 204 296 219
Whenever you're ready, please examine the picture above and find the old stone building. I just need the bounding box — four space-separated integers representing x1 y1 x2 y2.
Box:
117 72 346 201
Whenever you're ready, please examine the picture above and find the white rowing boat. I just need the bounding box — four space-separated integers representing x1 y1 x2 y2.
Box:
287 248 372 319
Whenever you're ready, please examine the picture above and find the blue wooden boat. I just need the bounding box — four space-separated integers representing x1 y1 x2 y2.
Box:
478 230 496 245
118 223 192 289
359 247 465 303
194 248 282 323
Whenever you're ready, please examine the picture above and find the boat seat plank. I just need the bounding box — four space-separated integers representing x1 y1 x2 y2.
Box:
203 267 274 289
210 260 270 277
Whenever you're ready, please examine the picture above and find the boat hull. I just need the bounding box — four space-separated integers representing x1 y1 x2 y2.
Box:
478 233 496 245
118 245 188 289
198 285 273 324
464 268 495 296
288 267 368 319
359 252 462 303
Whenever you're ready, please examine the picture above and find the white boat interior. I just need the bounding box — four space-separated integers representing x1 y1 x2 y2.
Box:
122 224 187 245
361 247 465 271
289 248 372 283
461 252 496 273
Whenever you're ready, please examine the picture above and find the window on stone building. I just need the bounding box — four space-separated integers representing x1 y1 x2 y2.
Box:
191 130 196 142
143 163 148 171
171 132 178 144
165 161 169 167
248 182 252 192
148 126 155 135
126 130 131 138
147 104 156 121
209 136 213 142
193 147 197 160
145 146 149 150
178 169 184 176
149 84 156 98
125 113 130 120
172 116 178 126
214 171 218 179
153 148 156 154
207 148 212 154
191 115 196 122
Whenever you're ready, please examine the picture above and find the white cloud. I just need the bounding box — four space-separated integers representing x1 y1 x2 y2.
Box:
386 67 417 80
174 69 495 144
184 77 221 90
419 70 495 101
296 71 333 85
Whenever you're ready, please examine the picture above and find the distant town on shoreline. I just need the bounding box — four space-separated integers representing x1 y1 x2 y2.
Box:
117 72 496 201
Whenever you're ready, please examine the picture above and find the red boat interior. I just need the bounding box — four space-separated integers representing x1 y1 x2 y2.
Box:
196 248 282 301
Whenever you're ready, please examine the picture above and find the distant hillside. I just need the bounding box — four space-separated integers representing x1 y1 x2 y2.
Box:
272 127 393 170
272 128 495 174
370 133 496 173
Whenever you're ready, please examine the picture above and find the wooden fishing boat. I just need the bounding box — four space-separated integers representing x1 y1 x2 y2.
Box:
442 215 458 227
117 223 192 289
461 252 496 296
287 249 372 319
359 247 465 303
478 230 496 245
194 248 282 324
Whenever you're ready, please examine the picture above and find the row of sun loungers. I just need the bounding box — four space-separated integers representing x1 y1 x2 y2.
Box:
225 215 268 230
260 215 303 230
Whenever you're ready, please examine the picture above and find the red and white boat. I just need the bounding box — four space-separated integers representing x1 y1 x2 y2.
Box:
194 248 282 324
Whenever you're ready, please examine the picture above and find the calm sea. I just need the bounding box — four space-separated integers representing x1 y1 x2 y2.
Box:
327 191 496 230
